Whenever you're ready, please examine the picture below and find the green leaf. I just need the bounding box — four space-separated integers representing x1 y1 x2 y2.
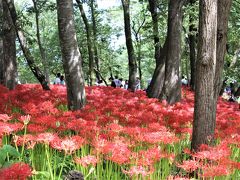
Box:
2 145 20 158
0 149 7 167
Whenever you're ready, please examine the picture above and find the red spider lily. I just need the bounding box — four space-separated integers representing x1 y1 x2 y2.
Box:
0 122 22 135
0 84 240 178
103 141 131 164
50 135 85 154
13 134 36 147
193 143 231 161
19 115 31 125
131 147 167 166
122 165 153 177
36 132 59 144
75 155 98 167
27 124 48 133
167 175 190 180
139 131 179 144
176 160 200 172
0 114 12 122
201 164 233 178
0 162 32 180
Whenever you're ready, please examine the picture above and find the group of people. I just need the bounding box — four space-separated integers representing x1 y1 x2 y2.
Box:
54 73 65 85
108 76 140 90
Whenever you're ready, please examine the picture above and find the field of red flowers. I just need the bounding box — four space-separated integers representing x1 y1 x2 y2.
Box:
0 84 239 179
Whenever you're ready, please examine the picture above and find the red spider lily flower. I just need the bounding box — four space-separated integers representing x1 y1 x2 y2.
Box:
36 132 59 144
122 165 153 177
0 114 12 122
183 148 192 155
193 143 231 161
0 162 32 180
140 131 179 144
201 164 233 178
27 124 47 133
91 137 109 153
51 135 85 154
176 160 200 172
19 115 31 125
167 175 190 180
0 122 22 135
13 134 36 147
103 141 131 164
131 147 166 166
75 155 98 167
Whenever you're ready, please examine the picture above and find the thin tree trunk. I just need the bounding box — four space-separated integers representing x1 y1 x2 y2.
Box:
148 0 160 65
32 0 50 84
4 0 50 90
147 0 166 98
160 0 186 104
57 0 86 110
0 0 4 85
137 41 142 84
2 0 17 90
191 0 218 151
214 0 232 99
132 15 145 88
121 0 137 91
76 0 94 86
189 0 196 90
229 48 240 68
90 0 101 81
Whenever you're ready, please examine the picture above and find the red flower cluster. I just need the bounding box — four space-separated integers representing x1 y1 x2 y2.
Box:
0 84 239 178
0 162 32 180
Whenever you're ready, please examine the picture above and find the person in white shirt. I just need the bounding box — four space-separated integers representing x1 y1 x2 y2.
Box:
181 76 188 86
114 76 122 88
54 73 61 85
60 75 65 85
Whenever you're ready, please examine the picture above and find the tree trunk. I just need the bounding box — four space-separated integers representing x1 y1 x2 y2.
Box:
214 0 232 99
32 0 50 84
229 48 240 68
121 0 137 91
57 0 86 110
90 0 101 81
0 0 4 84
191 0 217 151
147 0 166 98
4 0 50 90
2 0 17 90
137 41 142 84
148 0 160 65
160 0 185 104
76 0 94 86
189 0 196 90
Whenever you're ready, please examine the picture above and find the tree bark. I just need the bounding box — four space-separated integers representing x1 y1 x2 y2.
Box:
76 0 94 86
148 0 160 65
57 0 86 110
191 0 218 151
147 0 166 98
189 0 196 90
160 0 186 104
32 0 50 84
0 0 4 84
90 0 101 81
132 14 145 87
214 0 232 99
4 0 50 90
2 0 17 90
121 0 137 91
